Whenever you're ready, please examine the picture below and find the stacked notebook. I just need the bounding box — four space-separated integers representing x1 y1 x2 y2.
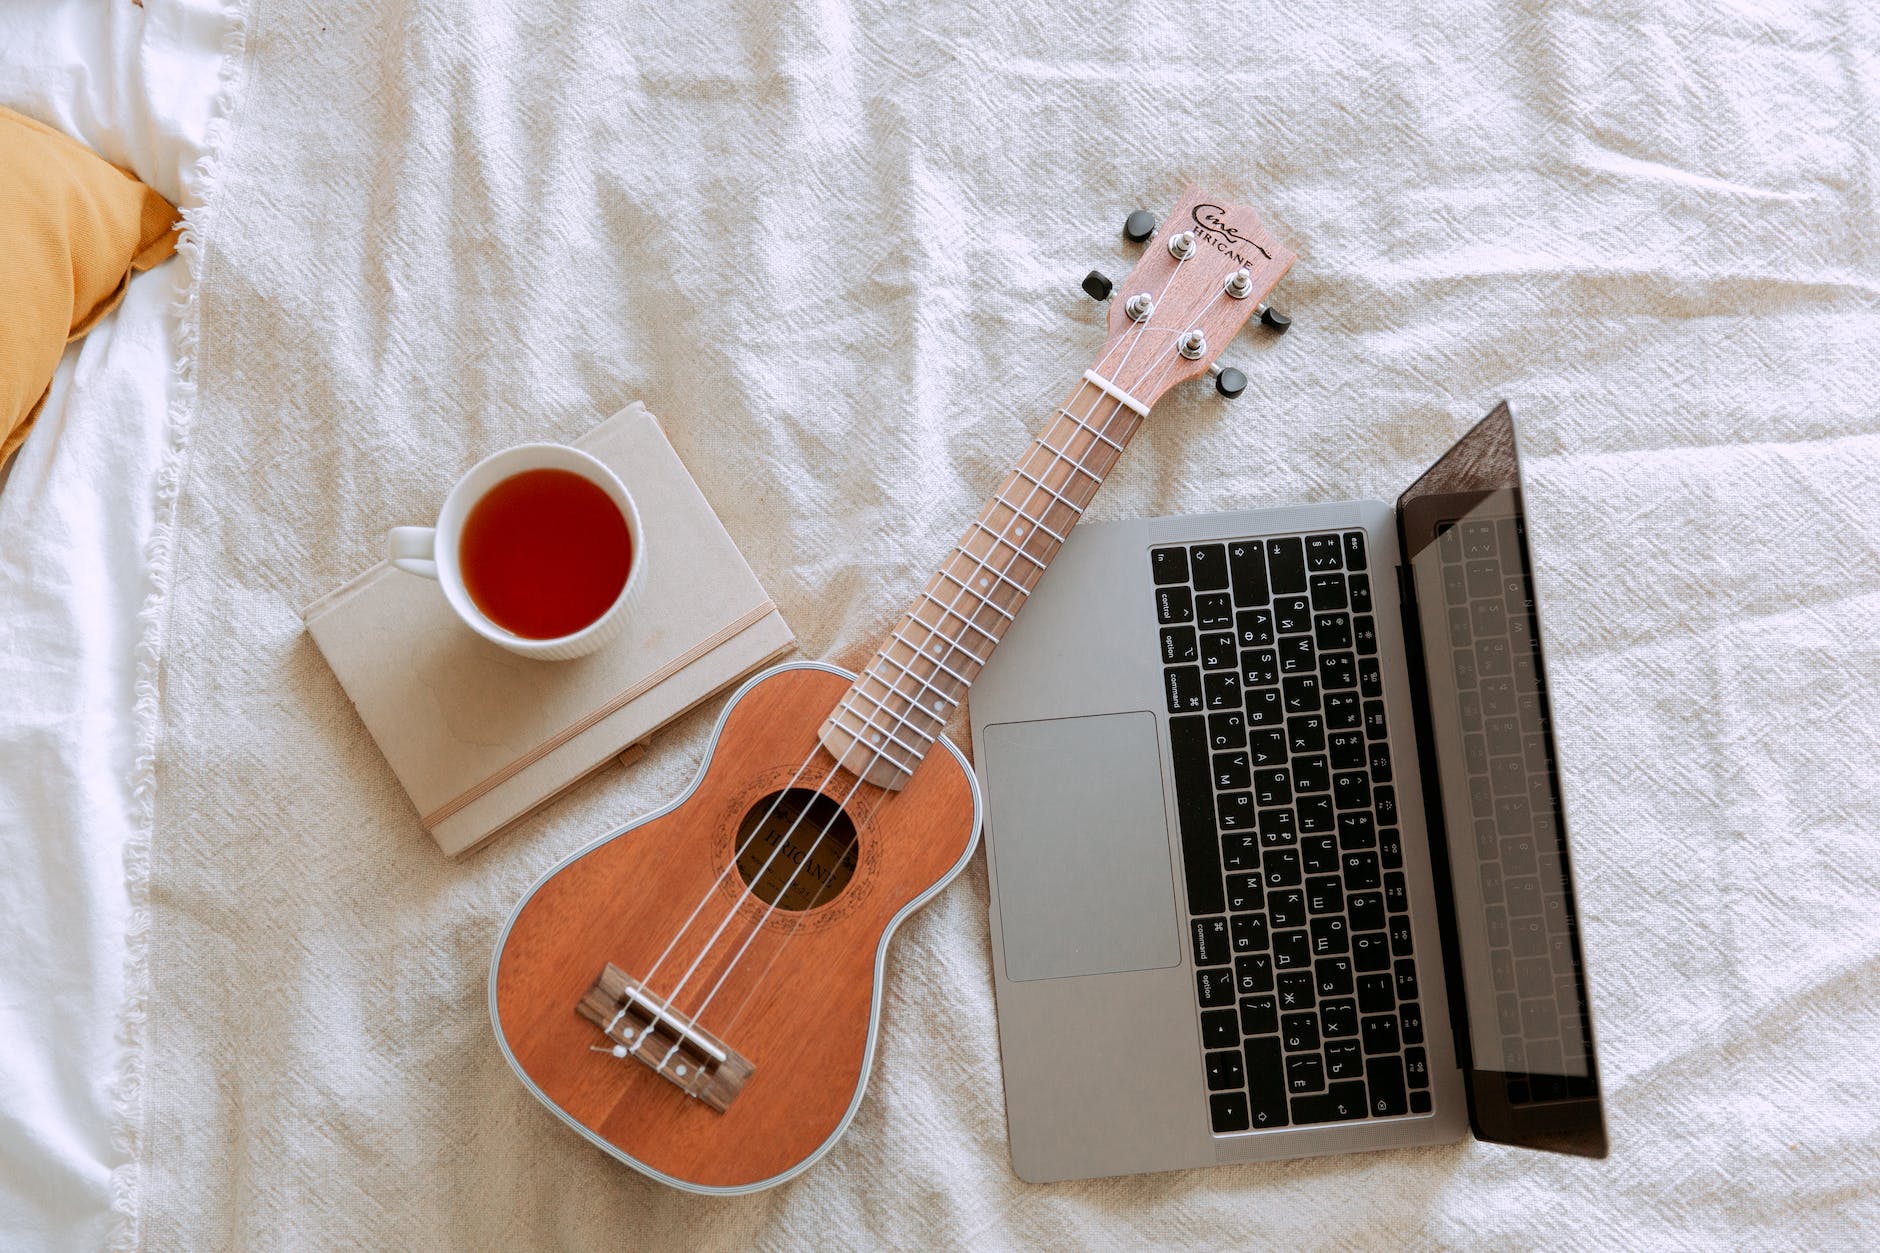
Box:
304 403 795 856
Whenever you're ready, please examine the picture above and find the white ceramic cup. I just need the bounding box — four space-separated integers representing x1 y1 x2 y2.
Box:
387 443 644 661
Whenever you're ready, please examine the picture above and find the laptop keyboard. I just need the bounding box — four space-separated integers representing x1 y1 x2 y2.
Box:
1154 531 1433 1133
1438 517 1596 1106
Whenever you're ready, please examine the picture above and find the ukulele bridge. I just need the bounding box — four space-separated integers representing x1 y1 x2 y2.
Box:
576 964 755 1113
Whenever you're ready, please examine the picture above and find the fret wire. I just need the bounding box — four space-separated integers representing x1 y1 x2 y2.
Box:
1057 407 1125 453
841 688 935 751
891 624 985 675
832 701 925 772
960 535 1044 573
864 651 957 738
846 682 938 744
1010 467 1081 518
916 589 1002 645
932 568 1017 619
1032 435 1106 490
873 646 964 713
982 497 1065 546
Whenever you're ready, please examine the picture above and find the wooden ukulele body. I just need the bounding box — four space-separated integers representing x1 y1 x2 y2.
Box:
489 661 980 1192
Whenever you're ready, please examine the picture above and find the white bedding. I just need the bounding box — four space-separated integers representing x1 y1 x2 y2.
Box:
0 2 238 1247
7 1 1880 1249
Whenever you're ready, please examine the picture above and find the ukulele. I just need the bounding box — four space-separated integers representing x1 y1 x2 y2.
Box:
490 186 1294 1193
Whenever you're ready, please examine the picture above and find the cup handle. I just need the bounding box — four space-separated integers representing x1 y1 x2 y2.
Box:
388 526 439 579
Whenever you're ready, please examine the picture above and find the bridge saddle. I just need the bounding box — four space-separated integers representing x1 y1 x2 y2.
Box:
576 963 755 1113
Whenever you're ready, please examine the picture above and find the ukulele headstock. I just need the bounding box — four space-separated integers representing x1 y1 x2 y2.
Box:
1093 186 1295 408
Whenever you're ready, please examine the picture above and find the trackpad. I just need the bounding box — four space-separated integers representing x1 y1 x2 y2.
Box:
983 713 1181 982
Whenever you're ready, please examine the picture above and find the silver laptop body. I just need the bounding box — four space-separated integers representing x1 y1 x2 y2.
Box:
969 405 1606 1182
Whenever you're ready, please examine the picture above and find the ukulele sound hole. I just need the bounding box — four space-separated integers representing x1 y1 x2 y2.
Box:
734 788 859 911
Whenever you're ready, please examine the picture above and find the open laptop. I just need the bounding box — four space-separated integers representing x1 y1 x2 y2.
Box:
968 402 1607 1182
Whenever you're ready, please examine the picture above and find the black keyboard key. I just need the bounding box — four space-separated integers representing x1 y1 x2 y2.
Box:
1361 1013 1401 1055
1314 956 1353 998
1263 846 1301 888
1388 914 1414 955
1268 888 1307 930
1241 649 1278 687
1276 970 1315 1011
1257 807 1296 845
1343 530 1368 570
1291 1081 1367 1125
1197 592 1234 631
1287 715 1326 754
1236 608 1275 648
1207 709 1246 750
1190 543 1229 591
1366 1055 1409 1116
1217 790 1254 830
1353 616 1378 656
1230 913 1269 954
1282 674 1321 714
1349 573 1373 613
1305 533 1342 572
1244 1037 1290 1129
1152 546 1189 585
1384 872 1410 914
1320 651 1356 690
1296 794 1334 835
1213 749 1251 791
1235 956 1274 997
1210 1091 1251 1133
1411 1090 1433 1114
1352 931 1392 972
1405 1048 1429 1088
1161 626 1199 665
1165 666 1203 714
1364 700 1388 738
1324 692 1361 729
1169 716 1225 915
1248 728 1286 767
1157 585 1194 624
1304 874 1344 917
1356 972 1395 1014
1313 612 1351 650
1273 929 1311 969
1329 731 1366 771
1253 768 1292 808
1293 754 1331 795
1200 631 1236 670
1394 959 1421 1003
1201 1008 1239 1050
1310 915 1349 958
1196 967 1235 1008
1240 992 1278 1033
1205 1048 1246 1091
1359 656 1383 698
1348 891 1386 933
1266 537 1307 593
1309 572 1347 611
1320 997 1359 1039
1246 687 1283 727
1286 1052 1326 1093
1204 670 1241 711
1325 1040 1363 1081
1281 1011 1320 1052
1221 829 1258 873
1228 540 1268 604
1334 770 1372 813
1225 871 1263 914
1368 742 1393 783
1300 834 1339 876
1191 916 1231 966
1342 850 1381 891
1273 595 1312 634
1279 634 1316 675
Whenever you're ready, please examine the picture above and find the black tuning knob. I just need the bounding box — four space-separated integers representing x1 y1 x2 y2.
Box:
1214 366 1248 399
1082 270 1114 301
1260 303 1292 333
1123 209 1157 243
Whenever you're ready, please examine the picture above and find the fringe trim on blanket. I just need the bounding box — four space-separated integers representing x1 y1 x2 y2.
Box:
109 4 253 1249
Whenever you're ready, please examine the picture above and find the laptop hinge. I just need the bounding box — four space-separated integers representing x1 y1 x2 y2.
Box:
1391 533 1480 1097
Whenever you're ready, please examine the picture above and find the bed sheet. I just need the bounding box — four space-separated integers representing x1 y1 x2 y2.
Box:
0 2 238 1248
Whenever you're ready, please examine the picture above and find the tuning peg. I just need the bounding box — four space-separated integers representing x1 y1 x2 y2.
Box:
1258 301 1292 333
1209 362 1248 399
1122 209 1157 243
1081 270 1114 301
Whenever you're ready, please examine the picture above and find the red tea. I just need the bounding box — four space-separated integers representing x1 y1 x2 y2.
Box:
459 468 632 639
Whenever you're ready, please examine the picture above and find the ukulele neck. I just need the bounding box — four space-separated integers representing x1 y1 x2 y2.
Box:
818 370 1149 788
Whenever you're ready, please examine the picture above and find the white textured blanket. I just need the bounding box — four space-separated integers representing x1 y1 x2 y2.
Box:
141 0 1879 1247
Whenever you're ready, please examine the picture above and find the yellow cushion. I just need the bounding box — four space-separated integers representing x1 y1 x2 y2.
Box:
0 106 181 469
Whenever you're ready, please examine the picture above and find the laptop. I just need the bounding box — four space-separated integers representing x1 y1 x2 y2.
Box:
968 402 1607 1182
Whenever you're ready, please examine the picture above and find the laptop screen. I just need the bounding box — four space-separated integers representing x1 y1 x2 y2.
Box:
1396 403 1608 1158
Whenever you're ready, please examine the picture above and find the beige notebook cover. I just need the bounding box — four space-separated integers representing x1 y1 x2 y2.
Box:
304 403 795 856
